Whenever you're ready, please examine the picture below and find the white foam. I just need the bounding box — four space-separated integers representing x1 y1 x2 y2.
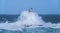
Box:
20 11 45 25
0 10 45 31
0 10 60 31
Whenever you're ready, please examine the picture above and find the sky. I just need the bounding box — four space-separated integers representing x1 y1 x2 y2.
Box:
0 0 60 15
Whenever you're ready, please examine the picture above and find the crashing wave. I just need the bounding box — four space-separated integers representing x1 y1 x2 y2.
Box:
0 9 60 31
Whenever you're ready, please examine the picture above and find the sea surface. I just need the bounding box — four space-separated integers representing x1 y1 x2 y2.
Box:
0 15 60 33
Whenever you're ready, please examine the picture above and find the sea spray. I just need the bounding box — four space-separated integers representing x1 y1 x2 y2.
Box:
0 10 60 32
20 11 45 25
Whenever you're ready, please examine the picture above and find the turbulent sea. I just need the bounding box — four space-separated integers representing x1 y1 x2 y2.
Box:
0 14 60 33
0 11 60 33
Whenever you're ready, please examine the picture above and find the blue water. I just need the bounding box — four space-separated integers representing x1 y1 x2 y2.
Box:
0 15 60 23
0 27 60 33
0 15 60 33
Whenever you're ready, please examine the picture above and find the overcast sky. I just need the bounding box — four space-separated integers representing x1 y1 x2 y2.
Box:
0 0 60 15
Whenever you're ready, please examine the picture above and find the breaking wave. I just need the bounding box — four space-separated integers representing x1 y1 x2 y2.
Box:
0 10 60 31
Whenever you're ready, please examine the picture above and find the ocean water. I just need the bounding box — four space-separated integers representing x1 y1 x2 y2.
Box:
0 11 60 33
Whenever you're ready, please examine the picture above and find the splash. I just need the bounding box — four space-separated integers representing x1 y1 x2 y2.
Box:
0 10 45 31
20 11 45 25
0 10 60 31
